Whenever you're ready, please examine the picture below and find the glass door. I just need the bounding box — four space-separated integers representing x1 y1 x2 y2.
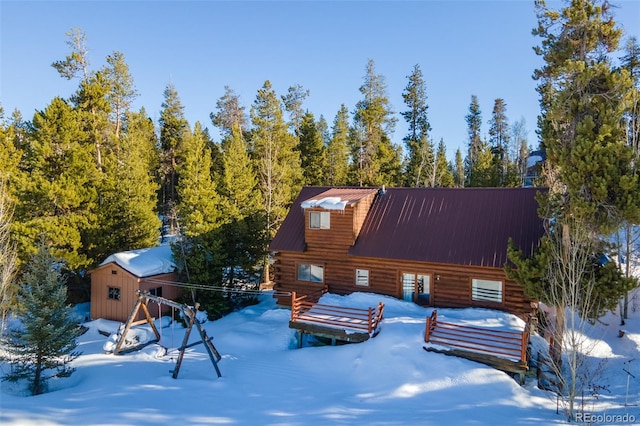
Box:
402 273 415 301
416 274 430 304
401 273 431 305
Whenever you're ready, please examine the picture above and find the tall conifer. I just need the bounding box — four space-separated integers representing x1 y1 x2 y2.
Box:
326 105 350 186
351 59 400 187
250 80 302 282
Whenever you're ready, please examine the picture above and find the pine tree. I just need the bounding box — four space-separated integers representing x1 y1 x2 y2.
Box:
211 86 247 138
0 180 18 336
401 64 433 187
12 97 99 270
218 123 266 287
250 80 302 282
511 118 530 185
351 59 400 186
464 94 483 185
51 27 90 82
103 51 138 139
618 36 640 320
298 111 327 185
282 84 309 137
172 122 226 315
508 1 640 418
0 107 23 187
454 148 465 188
326 105 350 186
488 98 510 186
1 241 81 396
92 110 160 260
72 71 111 173
434 139 454 187
158 83 190 235
176 122 221 239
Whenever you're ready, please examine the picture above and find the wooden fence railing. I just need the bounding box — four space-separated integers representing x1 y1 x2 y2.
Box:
425 310 531 365
291 292 384 335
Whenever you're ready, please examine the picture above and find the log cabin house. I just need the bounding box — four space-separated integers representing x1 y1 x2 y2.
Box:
90 245 181 322
269 186 546 318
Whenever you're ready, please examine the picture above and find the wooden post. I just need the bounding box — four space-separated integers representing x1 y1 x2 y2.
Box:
367 307 373 334
291 292 297 322
425 310 437 343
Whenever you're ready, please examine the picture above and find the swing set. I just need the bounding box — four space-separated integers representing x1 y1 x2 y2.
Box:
109 289 222 379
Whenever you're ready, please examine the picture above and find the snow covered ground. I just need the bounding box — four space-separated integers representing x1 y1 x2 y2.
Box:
2 287 639 425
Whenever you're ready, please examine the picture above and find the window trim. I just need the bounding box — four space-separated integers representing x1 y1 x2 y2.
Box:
471 278 503 303
355 269 369 287
309 211 330 229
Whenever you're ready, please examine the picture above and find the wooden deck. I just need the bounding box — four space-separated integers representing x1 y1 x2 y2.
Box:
424 310 531 383
289 292 384 347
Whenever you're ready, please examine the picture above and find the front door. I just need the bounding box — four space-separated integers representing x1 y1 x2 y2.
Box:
402 273 431 305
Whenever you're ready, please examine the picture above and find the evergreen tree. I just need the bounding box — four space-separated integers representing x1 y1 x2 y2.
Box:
454 148 465 188
326 105 351 186
51 27 90 82
218 123 266 288
250 80 302 282
282 84 309 137
103 51 138 138
12 97 98 270
618 36 640 320
511 118 530 185
71 71 111 173
464 95 484 186
158 83 190 235
488 98 510 185
0 107 23 187
1 241 81 396
0 180 18 336
401 64 434 187
298 111 327 185
350 59 400 186
211 86 247 138
92 110 160 260
172 122 225 316
434 139 455 187
507 2 640 418
176 122 221 239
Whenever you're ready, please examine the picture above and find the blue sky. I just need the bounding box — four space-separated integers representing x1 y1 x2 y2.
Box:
1 1 639 161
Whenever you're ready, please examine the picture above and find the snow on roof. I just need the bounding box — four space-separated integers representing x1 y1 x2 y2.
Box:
301 197 348 210
99 245 176 278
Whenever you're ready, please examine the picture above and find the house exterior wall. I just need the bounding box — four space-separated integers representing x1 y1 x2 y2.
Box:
273 250 534 318
90 263 180 322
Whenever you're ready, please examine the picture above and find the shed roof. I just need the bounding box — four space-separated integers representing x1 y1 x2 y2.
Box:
98 245 176 278
270 186 546 269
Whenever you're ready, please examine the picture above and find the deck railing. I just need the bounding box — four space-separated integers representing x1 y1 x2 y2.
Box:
425 310 531 365
291 292 384 335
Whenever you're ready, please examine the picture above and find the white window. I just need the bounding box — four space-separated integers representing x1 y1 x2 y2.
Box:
472 279 503 303
356 269 369 287
297 263 324 283
309 211 330 229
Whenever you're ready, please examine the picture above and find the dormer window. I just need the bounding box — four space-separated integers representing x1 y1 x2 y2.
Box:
309 211 330 229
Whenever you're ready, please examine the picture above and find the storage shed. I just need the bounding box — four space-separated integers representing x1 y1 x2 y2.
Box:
90 245 181 322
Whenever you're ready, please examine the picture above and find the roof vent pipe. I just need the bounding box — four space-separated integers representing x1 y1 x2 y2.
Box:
379 185 386 195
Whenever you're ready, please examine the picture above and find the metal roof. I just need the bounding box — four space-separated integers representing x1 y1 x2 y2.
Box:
270 186 546 269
